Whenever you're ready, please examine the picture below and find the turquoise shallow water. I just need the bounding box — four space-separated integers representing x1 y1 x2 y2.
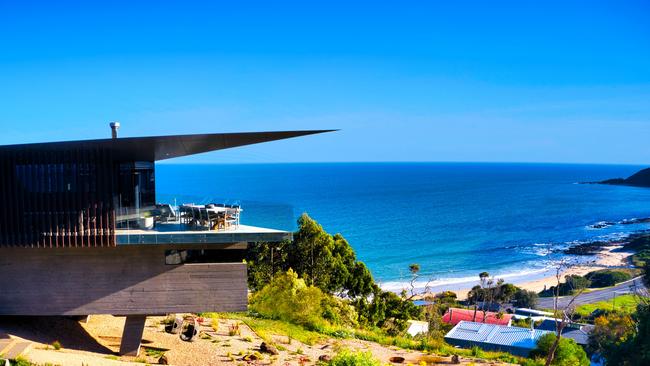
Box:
156 163 650 289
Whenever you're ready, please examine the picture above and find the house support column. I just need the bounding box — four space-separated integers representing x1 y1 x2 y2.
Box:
119 315 147 356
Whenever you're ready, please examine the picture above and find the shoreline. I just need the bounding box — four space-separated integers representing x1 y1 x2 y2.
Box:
382 243 637 300
513 245 635 294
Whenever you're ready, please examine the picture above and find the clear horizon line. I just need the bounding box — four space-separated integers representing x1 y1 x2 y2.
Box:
158 160 648 167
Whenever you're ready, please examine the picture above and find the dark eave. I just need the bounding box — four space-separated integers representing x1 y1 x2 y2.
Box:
0 130 336 161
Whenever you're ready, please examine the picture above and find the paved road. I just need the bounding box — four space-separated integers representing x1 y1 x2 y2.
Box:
537 276 647 310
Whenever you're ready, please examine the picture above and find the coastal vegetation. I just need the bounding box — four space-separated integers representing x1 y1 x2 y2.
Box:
586 303 650 365
245 214 650 365
328 350 381 366
245 214 523 363
586 269 632 288
539 269 636 298
528 333 589 366
247 214 420 333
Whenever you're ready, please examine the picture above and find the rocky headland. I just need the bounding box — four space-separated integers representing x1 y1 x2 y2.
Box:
587 167 650 188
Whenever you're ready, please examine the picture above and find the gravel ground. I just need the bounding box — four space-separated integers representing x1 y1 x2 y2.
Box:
1 315 515 366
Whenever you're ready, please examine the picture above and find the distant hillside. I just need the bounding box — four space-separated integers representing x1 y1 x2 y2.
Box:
596 167 650 188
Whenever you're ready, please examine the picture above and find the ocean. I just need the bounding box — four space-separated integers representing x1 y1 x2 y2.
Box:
156 163 650 291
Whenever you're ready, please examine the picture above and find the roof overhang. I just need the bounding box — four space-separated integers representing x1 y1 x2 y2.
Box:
0 130 336 161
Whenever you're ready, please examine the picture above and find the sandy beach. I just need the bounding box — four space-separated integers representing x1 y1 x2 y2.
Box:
513 245 635 293
448 245 636 300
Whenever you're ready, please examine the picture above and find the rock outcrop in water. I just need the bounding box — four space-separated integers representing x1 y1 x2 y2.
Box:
591 167 650 188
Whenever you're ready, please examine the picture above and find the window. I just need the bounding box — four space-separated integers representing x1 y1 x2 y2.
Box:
165 249 246 265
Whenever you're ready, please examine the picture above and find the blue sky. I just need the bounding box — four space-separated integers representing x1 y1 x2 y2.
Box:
1 1 649 164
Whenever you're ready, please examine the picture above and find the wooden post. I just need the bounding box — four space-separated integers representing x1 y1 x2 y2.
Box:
119 315 147 356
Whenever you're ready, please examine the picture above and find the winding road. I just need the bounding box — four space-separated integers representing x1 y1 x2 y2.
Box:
536 276 647 310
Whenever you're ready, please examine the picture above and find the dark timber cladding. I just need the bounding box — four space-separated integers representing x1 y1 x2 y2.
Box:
0 147 117 248
0 130 333 248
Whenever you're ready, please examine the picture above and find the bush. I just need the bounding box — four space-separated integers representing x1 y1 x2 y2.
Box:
250 269 326 328
513 288 538 308
592 304 650 365
434 291 458 303
321 295 359 328
328 349 381 366
586 270 631 288
250 269 359 330
588 312 636 361
353 289 422 334
530 333 589 366
539 275 590 297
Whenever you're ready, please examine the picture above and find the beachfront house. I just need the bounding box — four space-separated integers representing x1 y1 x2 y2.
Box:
0 125 332 356
442 308 513 326
535 319 594 346
444 321 552 357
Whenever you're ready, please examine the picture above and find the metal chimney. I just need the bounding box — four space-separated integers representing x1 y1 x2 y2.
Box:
110 122 120 139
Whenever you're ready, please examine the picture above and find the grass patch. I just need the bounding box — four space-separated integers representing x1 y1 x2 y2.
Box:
214 312 325 345
143 346 167 358
575 294 639 317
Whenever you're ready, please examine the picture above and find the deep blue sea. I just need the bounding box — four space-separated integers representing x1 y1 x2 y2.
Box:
156 163 650 291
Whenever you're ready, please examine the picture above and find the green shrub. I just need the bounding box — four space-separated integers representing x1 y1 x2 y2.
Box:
51 340 62 350
250 269 360 330
470 346 484 358
11 357 36 366
586 270 631 288
539 275 590 297
322 295 359 328
513 288 539 308
530 333 589 366
328 349 381 366
434 291 457 303
519 358 545 366
228 322 241 336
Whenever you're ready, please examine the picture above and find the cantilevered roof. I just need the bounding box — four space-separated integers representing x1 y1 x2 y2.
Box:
0 130 335 161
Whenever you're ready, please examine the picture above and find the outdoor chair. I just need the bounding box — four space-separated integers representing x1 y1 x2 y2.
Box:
156 204 177 223
180 316 198 342
164 316 183 334
179 205 193 224
200 207 211 229
225 206 241 229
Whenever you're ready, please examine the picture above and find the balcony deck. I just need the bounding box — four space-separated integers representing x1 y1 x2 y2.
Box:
116 222 291 245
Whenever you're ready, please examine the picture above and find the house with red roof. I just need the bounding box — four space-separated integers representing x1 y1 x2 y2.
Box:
442 308 513 326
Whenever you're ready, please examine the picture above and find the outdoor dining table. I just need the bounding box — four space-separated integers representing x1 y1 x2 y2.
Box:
180 205 242 231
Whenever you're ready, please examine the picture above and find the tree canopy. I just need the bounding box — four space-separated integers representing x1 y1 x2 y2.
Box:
530 333 589 366
247 213 375 298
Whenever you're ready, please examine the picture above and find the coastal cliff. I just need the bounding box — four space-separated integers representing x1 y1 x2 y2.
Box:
594 167 650 188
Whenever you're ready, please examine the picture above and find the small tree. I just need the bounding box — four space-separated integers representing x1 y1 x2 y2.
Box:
588 312 636 362
545 261 586 366
471 271 495 322
531 333 589 366
408 263 420 298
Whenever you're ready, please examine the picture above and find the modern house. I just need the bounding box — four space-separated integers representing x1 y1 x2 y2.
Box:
442 308 513 326
444 321 551 357
0 125 332 356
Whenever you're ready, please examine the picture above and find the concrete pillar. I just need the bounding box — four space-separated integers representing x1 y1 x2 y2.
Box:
119 315 147 356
